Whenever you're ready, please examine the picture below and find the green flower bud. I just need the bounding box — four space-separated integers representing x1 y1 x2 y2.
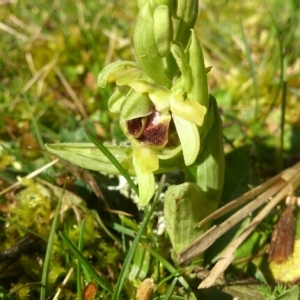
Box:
153 5 173 57
170 43 192 92
133 2 171 86
174 0 198 47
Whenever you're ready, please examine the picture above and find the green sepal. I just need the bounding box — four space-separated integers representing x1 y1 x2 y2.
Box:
121 92 152 120
153 5 173 57
174 0 198 47
97 61 142 88
108 85 152 120
172 114 200 166
107 86 130 114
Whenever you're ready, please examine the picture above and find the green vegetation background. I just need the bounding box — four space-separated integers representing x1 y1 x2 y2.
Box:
0 0 300 299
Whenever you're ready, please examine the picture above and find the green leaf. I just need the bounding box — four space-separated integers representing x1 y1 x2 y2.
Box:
45 143 135 175
196 95 224 203
45 143 182 176
164 182 211 255
85 131 139 196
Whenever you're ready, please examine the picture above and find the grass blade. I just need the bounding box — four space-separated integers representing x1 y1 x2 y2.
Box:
76 219 86 300
59 231 113 293
240 20 259 124
85 130 139 195
164 277 178 300
40 182 64 300
146 246 197 300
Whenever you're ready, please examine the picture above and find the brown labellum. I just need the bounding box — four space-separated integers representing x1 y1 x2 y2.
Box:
127 110 171 147
268 204 295 263
127 117 147 138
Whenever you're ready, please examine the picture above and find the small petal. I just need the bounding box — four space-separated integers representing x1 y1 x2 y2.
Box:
172 114 200 166
121 93 152 120
109 86 153 120
170 94 207 126
157 146 182 160
108 86 129 114
127 80 171 112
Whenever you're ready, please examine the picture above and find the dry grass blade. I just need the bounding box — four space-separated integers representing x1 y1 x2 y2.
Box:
22 57 58 93
196 173 282 228
0 21 28 41
178 177 285 266
54 66 88 119
197 160 300 288
53 268 74 300
0 159 59 196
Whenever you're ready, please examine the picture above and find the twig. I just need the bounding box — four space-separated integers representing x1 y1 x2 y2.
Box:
178 178 286 266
